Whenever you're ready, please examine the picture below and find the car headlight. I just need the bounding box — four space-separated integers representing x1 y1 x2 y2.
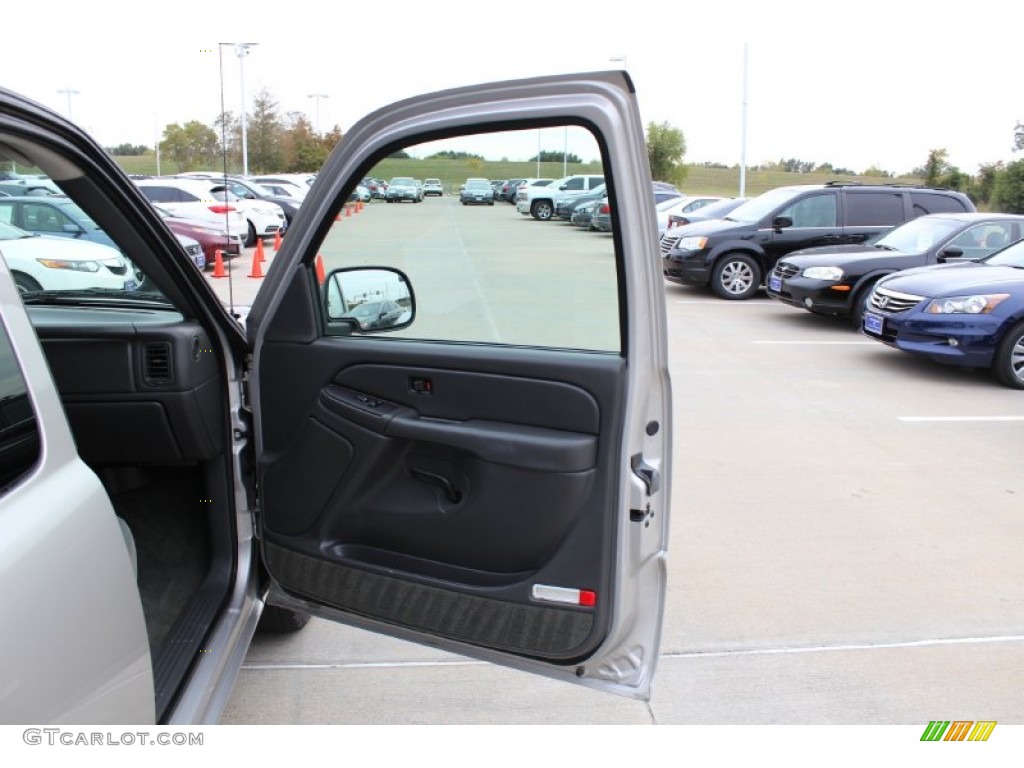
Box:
802 266 844 280
926 293 1010 314
36 258 100 273
676 236 708 251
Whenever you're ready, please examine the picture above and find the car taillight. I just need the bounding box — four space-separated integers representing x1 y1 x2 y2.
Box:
599 203 610 214
209 205 236 214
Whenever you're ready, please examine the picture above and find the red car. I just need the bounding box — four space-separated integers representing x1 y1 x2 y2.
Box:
155 205 244 264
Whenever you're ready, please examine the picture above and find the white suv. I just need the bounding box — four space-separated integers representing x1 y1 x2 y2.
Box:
0 72 670 724
516 174 605 220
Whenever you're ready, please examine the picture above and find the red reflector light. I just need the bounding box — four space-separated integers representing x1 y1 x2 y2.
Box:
579 590 597 607
599 203 610 214
209 205 236 214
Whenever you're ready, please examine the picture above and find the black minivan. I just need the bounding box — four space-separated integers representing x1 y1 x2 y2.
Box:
660 182 975 300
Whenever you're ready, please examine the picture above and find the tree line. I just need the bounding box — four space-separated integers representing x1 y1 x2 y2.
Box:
153 88 342 174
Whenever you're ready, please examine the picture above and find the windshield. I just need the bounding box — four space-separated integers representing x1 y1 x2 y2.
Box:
875 216 963 253
390 178 414 186
56 201 100 229
986 240 1024 268
0 221 33 241
466 180 490 190
723 187 810 224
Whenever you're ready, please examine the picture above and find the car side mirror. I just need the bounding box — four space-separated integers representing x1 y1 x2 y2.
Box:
772 215 793 231
936 245 965 263
324 266 415 334
62 222 82 234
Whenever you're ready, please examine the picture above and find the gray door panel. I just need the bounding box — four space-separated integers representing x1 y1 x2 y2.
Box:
258 337 624 661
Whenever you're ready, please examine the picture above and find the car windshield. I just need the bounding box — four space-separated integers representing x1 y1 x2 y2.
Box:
391 178 414 186
0 221 34 240
722 187 809 223
874 216 963 253
466 180 490 190
985 240 1024 268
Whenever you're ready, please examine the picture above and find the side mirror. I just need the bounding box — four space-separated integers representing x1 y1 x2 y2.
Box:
325 267 415 333
936 245 965 263
62 222 82 235
772 215 793 231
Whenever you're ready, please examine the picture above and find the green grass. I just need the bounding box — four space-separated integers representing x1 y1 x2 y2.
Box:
110 154 923 197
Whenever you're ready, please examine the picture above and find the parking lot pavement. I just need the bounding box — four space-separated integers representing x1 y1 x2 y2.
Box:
220 199 1024 725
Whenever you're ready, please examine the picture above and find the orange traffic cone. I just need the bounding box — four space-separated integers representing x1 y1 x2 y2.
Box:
211 250 227 278
254 238 266 264
248 250 264 279
315 254 325 284
345 203 352 218
273 230 283 251
356 200 363 213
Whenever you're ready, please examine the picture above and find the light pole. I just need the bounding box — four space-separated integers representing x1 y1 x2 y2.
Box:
307 93 328 135
234 43 258 175
57 88 79 121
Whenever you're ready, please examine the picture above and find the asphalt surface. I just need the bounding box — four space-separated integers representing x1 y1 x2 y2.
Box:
212 197 1024 724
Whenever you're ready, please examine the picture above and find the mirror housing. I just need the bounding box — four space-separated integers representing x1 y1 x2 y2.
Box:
936 245 965 263
325 266 415 333
772 215 793 231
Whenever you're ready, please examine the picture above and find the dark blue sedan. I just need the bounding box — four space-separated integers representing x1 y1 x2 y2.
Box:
862 239 1024 388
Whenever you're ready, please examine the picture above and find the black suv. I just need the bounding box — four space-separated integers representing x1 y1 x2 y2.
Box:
660 183 975 299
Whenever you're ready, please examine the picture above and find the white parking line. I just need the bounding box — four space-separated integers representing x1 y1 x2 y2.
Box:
898 416 1024 423
241 632 1024 671
663 633 1024 660
751 340 875 345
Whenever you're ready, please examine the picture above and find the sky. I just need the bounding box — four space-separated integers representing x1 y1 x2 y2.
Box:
4 0 1020 178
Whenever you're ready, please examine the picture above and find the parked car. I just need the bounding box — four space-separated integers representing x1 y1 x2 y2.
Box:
0 195 205 270
385 177 422 203
592 198 613 232
768 213 1024 324
0 72 670 723
661 182 976 300
422 178 444 196
133 178 263 246
861 237 1024 388
517 174 605 221
498 178 527 203
0 177 61 196
0 220 135 292
0 195 119 248
187 175 300 228
665 197 748 230
460 178 494 205
153 205 244 263
571 197 602 230
555 183 606 220
656 195 726 236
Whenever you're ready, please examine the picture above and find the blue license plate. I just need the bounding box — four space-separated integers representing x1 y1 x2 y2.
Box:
863 312 883 334
769 275 782 292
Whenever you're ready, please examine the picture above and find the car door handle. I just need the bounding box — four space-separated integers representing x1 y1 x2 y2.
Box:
409 467 463 504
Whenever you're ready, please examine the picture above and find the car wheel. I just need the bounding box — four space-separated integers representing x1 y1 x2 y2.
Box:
12 272 42 294
257 605 312 634
531 200 553 221
244 222 256 248
992 320 1024 389
711 254 761 300
849 283 875 327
